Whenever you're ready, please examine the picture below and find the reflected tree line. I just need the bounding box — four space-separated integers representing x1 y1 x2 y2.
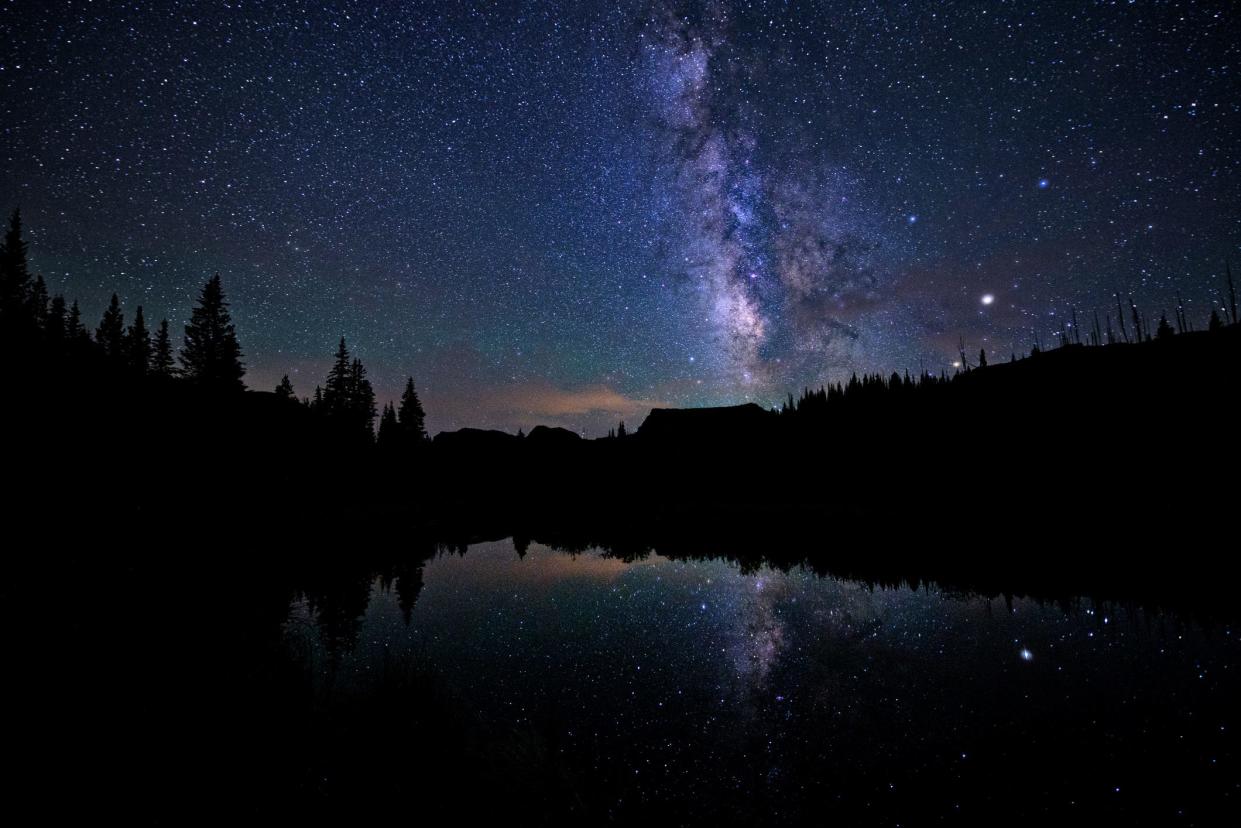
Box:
289 525 1236 663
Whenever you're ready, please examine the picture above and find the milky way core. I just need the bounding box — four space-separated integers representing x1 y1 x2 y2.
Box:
3 1 1238 433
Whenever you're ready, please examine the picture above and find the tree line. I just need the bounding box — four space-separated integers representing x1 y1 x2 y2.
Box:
775 269 1239 421
0 207 427 449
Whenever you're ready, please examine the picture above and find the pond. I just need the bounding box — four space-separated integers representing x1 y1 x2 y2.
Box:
279 539 1239 824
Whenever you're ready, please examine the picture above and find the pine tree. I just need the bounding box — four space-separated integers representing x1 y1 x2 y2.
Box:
96 294 125 360
47 295 66 348
28 275 49 329
180 274 244 390
1156 313 1175 340
0 208 31 325
311 385 323 412
151 319 175 377
323 338 352 417
376 402 399 450
617 420 627 438
349 358 377 440
66 300 88 348
978 348 988 368
1228 260 1238 325
124 305 152 374
275 375 295 400
1209 308 1224 332
320 338 377 440
398 376 428 445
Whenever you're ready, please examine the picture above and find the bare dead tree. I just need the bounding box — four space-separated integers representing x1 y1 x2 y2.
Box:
1228 260 1238 325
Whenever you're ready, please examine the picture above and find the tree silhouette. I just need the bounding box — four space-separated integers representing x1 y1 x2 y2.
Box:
377 401 399 450
1228 260 1238 325
321 338 378 440
1156 313 1175 340
323 337 352 417
0 208 31 329
349 358 377 440
28 275 49 330
96 294 125 360
617 420 628 438
151 319 175 377
978 348 988 368
124 305 152 374
398 377 428 446
1209 308 1224 332
275 375 295 400
180 274 244 390
47 295 67 349
66 300 88 350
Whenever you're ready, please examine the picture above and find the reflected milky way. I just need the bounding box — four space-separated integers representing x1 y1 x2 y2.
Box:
285 540 1240 822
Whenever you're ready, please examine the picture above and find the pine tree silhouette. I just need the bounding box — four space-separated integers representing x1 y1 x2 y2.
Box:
28 275 49 329
1156 313 1175 340
376 401 399 450
0 208 31 328
323 337 352 417
1228 260 1238 325
320 338 378 440
349 358 377 440
617 420 628 438
398 377 428 445
96 294 125 361
47 295 67 349
151 319 175 377
66 300 89 351
124 305 152 374
275 375 295 400
1209 308 1224 332
180 274 244 390
978 348 988 368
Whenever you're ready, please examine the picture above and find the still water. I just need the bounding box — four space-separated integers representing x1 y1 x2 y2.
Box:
282 540 1238 823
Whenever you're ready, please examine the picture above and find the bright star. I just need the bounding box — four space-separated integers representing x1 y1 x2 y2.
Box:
1020 648 1034 661
981 294 995 306
1038 178 1050 189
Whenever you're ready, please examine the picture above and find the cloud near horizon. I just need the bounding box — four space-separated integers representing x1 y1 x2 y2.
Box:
424 380 672 436
496 383 671 425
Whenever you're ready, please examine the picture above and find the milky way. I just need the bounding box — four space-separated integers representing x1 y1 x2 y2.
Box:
643 6 888 391
3 1 1238 434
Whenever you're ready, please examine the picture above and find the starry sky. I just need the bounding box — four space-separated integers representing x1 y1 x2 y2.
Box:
286 539 1241 820
3 1 1239 434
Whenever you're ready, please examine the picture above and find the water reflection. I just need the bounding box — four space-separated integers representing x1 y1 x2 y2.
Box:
280 539 1240 824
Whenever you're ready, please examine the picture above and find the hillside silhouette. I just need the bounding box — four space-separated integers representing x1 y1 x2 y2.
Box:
3 205 1239 545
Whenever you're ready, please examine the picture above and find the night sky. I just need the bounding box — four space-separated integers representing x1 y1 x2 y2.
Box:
287 539 1241 821
4 1 1239 434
